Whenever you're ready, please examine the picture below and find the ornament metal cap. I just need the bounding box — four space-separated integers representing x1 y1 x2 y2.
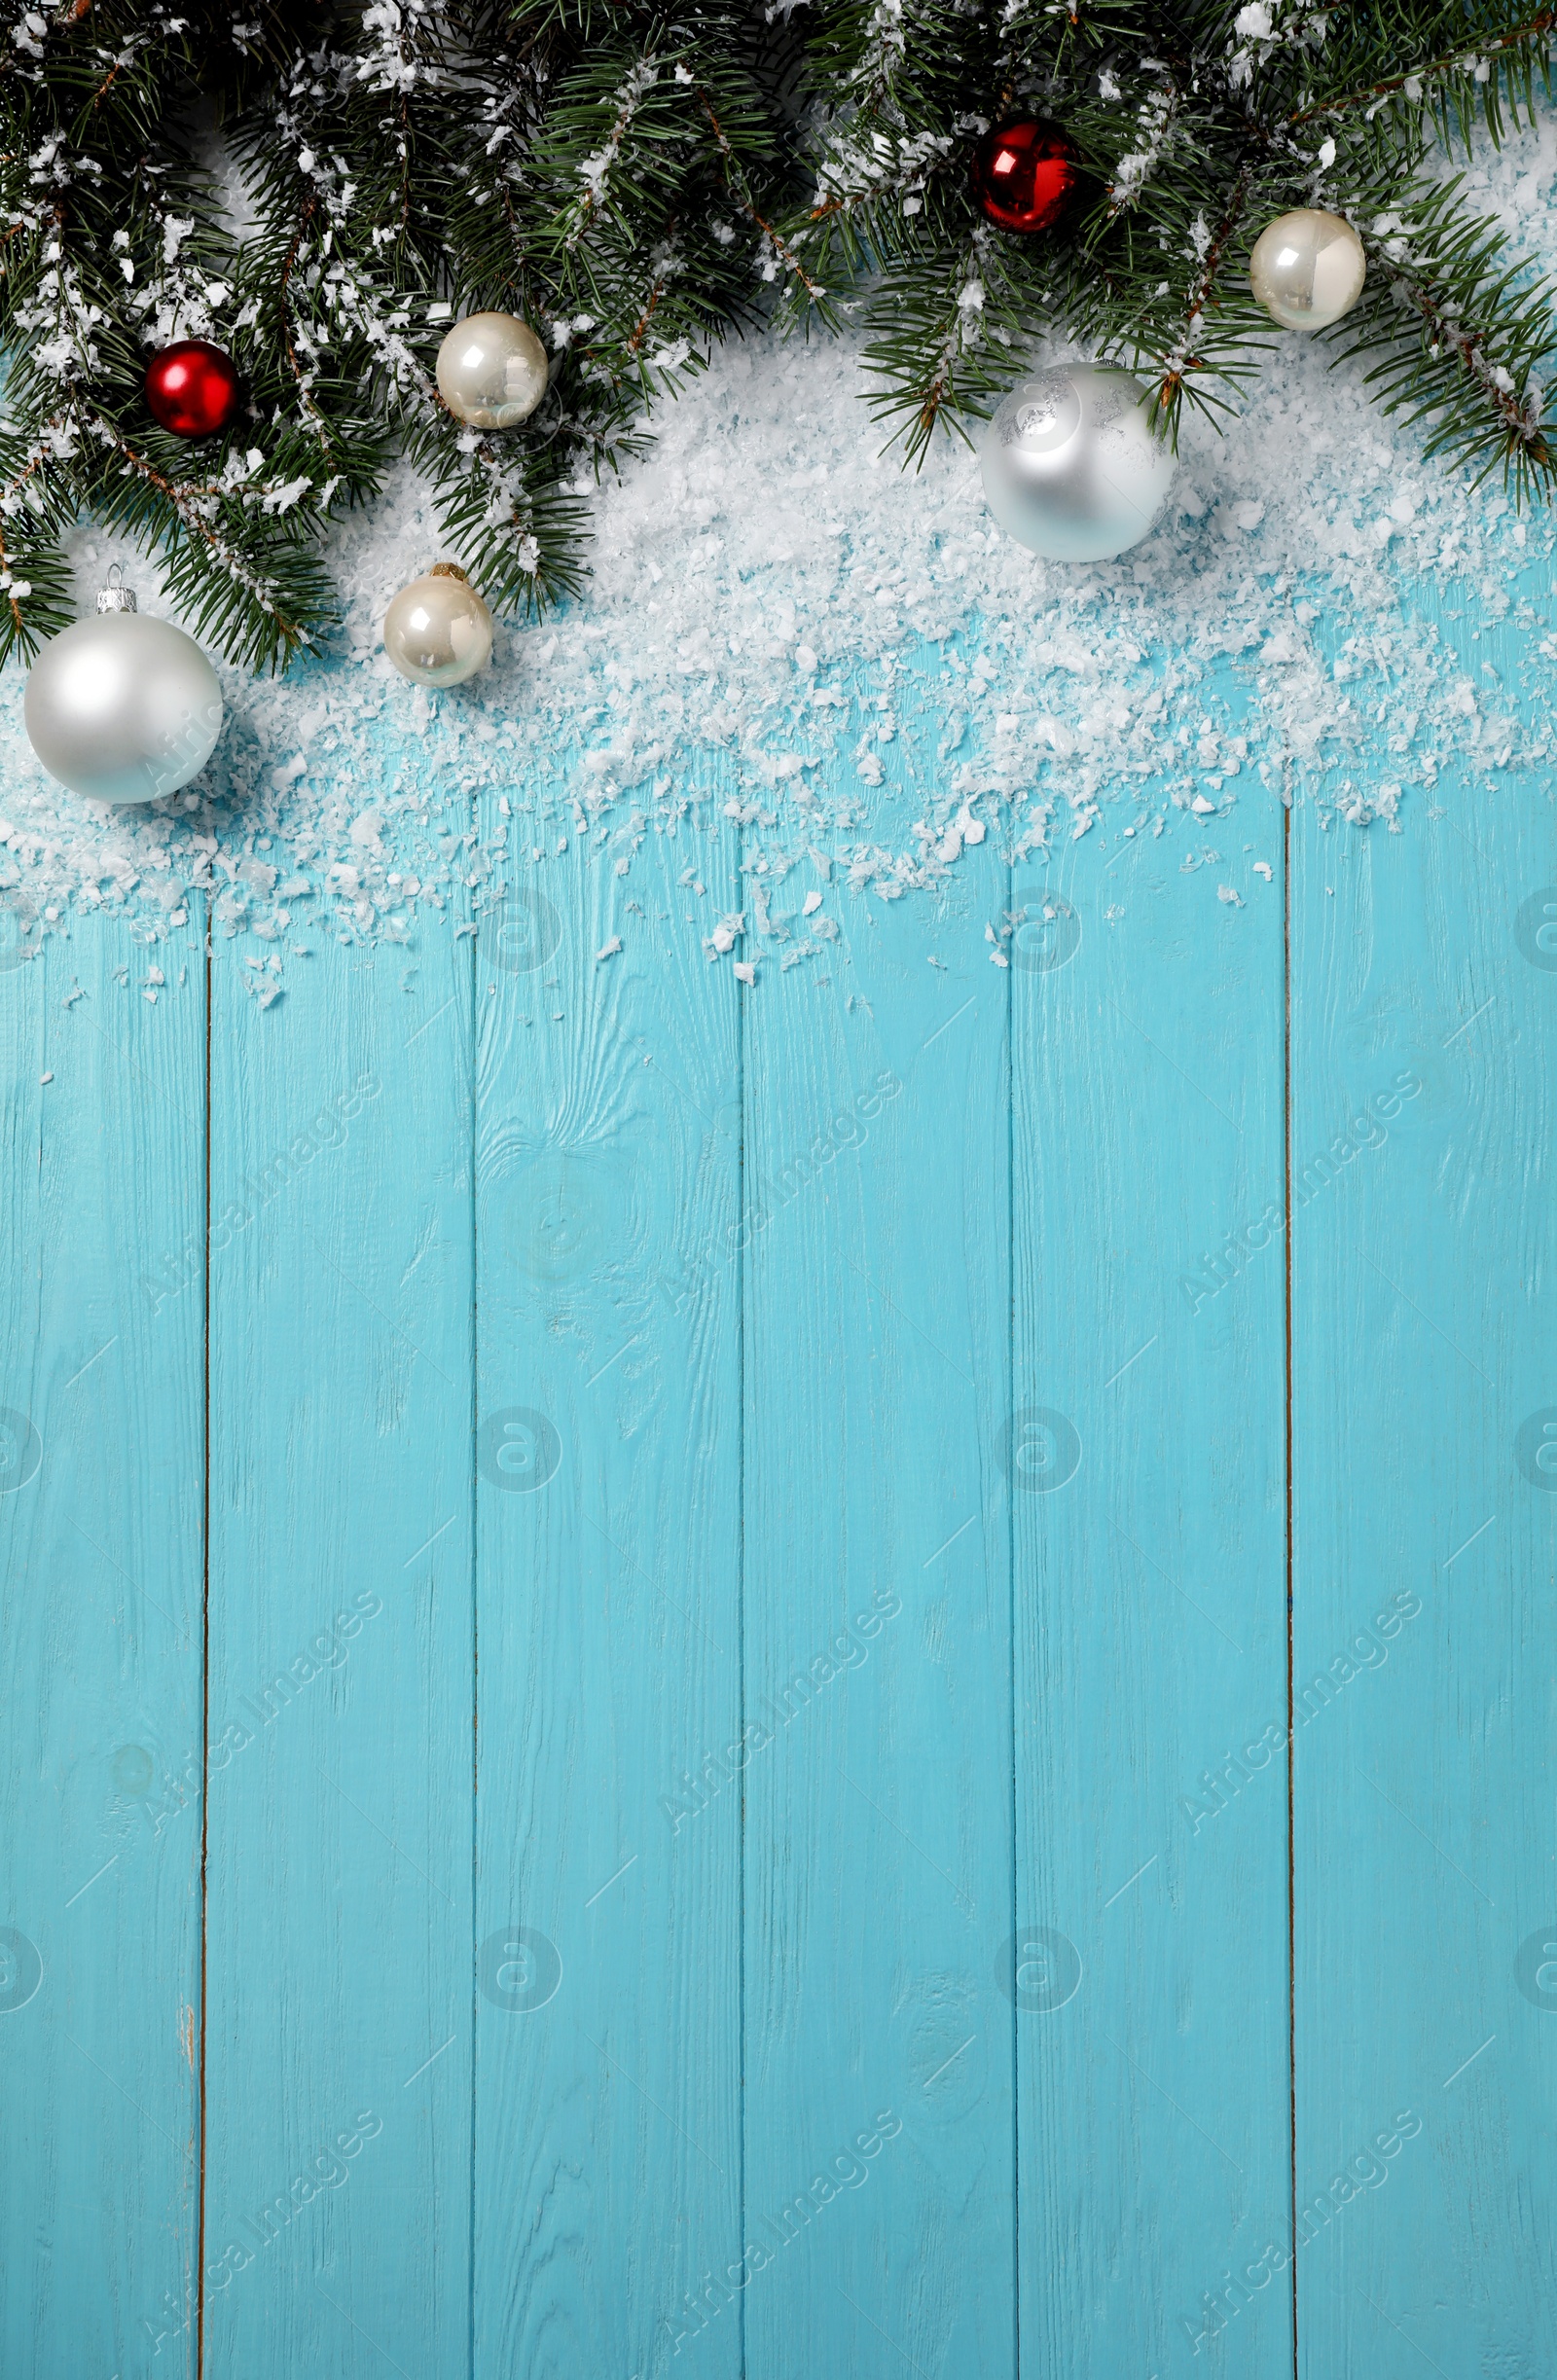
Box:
95 563 137 615
429 562 470 583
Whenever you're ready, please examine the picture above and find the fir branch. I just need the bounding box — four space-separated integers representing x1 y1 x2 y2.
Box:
1105 68 1179 215
1144 167 1257 432
0 418 77 663
696 85 825 304
788 0 1557 490
1337 170 1557 493
82 407 321 667
1289 6 1557 140
10 0 1557 682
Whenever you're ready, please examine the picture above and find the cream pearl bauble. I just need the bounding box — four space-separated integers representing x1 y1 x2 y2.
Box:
383 564 493 688
1249 208 1366 331
435 311 549 429
23 569 223 804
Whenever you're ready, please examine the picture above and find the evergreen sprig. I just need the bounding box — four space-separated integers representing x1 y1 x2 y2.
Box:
0 0 792 669
0 0 336 669
4 1 1557 679
780 0 1557 491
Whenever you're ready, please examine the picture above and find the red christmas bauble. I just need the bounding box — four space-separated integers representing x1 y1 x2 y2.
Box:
144 341 244 439
970 120 1079 234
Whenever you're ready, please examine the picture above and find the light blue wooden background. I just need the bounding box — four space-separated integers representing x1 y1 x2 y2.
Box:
0 564 1553 2380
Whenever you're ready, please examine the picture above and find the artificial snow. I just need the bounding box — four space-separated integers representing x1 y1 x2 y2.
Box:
3 115 1557 970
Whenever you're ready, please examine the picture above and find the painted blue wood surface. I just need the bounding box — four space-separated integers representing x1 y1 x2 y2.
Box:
1289 569 1557 2379
1012 794 1290 2378
472 779 743 2378
0 584 1552 2380
0 929 206 2380
201 925 475 2377
742 796 1014 2380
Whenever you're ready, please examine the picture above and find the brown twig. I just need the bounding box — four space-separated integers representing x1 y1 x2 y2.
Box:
83 406 308 649
1288 9 1557 125
0 417 74 642
626 274 669 356
698 90 825 301
905 237 986 449
1154 166 1251 413
275 192 332 429
1370 248 1553 464
0 521 25 642
565 61 656 250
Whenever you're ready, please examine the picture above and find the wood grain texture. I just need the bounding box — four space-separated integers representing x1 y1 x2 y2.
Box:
1012 779 1292 2377
201 928 475 2378
1289 586 1557 2376
741 806 1015 2380
0 928 206 2378
472 800 742 2380
4 585 1557 2380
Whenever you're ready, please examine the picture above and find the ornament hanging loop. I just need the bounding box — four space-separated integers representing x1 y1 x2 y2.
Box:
96 563 136 614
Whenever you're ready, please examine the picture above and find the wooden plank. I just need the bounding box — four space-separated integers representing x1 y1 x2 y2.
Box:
1012 787 1292 2374
471 810 743 2379
201 928 474 2377
0 920 206 2378
10 584 1550 2380
741 780 1015 2379
1289 615 1557 2371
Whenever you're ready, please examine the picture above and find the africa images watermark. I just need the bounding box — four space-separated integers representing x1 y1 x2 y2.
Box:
664 1070 902 1314
134 1590 384 1839
0 1926 43 2014
1177 1588 1422 1838
1178 1068 1424 1315
0 1407 42 1495
1179 2107 1424 2357
659 1586 903 1834
636 2106 904 2370
138 2108 383 2358
142 1070 381 1315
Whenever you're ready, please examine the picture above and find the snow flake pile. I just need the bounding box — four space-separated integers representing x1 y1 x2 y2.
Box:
2 118 1555 974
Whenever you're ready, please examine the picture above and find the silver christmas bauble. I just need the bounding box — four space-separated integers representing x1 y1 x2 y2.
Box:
981 365 1177 561
1249 208 1365 331
23 576 223 805
383 563 493 687
435 310 549 429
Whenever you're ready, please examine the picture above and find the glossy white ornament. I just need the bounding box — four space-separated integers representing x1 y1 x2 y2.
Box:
435 310 549 429
1249 208 1365 331
980 365 1177 561
23 572 223 805
383 563 493 688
